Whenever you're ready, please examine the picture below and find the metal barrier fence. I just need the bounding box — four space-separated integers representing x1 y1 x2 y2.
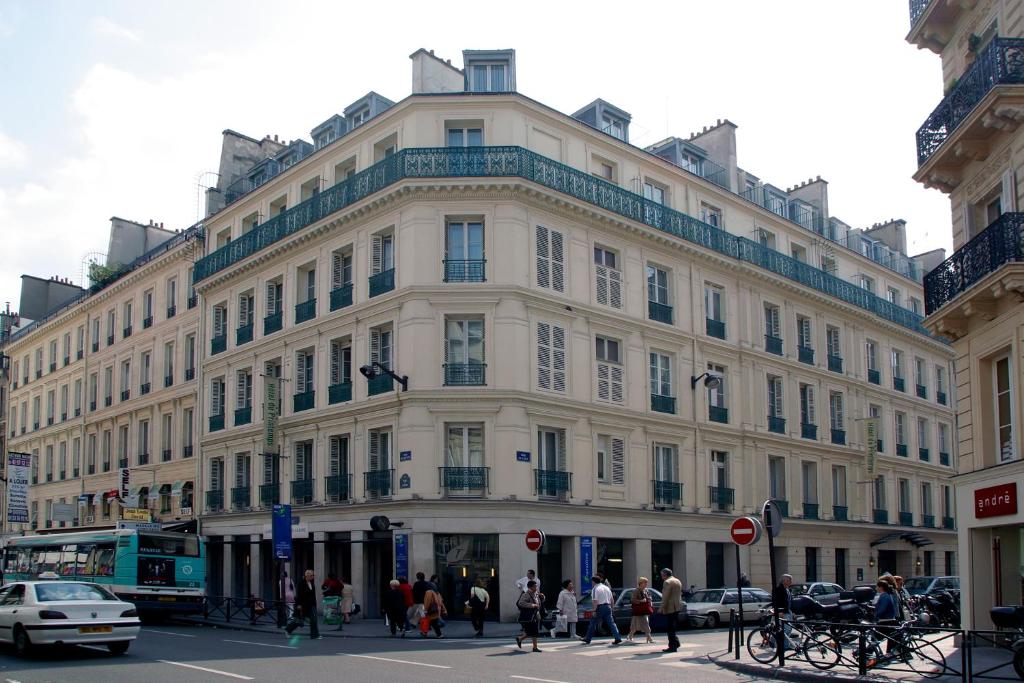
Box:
202 595 291 627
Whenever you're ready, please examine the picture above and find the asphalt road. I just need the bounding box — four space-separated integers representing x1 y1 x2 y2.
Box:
0 623 762 683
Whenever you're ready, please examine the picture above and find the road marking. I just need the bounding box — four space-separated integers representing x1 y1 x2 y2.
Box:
510 677 571 683
158 660 253 680
145 629 198 638
575 642 665 656
659 660 700 668
223 638 298 650
7 678 22 683
341 654 451 669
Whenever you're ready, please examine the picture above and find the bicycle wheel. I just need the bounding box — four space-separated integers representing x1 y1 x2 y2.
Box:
804 631 841 670
905 636 946 679
746 626 779 664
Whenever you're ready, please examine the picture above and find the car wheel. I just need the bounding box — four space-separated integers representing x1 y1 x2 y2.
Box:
107 641 130 655
705 612 720 629
13 625 32 657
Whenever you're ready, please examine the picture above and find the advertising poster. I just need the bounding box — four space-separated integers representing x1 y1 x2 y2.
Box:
6 452 30 524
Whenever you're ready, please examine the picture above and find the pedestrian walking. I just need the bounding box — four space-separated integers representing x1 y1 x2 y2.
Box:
515 569 540 594
280 571 296 627
554 579 579 638
583 575 622 645
410 571 430 630
893 575 911 621
384 580 408 637
627 576 654 643
659 568 683 652
286 569 321 639
398 576 414 631
772 573 794 649
340 579 355 624
321 573 342 597
515 580 544 652
420 585 447 638
467 578 490 637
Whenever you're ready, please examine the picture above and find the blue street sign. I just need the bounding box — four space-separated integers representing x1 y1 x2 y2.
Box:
395 533 408 579
516 451 531 462
399 474 411 489
400 450 411 462
580 537 593 592
272 504 292 560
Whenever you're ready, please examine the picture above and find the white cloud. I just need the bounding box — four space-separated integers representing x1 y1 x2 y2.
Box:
0 130 26 167
90 17 141 43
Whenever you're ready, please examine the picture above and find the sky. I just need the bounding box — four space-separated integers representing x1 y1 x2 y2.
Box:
0 0 951 307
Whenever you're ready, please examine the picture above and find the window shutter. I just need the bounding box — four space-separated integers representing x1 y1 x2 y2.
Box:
266 282 277 315
596 265 608 306
236 371 246 408
368 430 380 471
263 454 275 484
807 387 816 424
370 328 381 365
551 229 565 292
296 353 307 394
1002 169 1018 213
597 362 610 401
552 324 566 392
330 342 340 385
537 323 551 390
235 455 246 487
556 429 567 471
330 437 342 477
536 225 550 289
294 443 305 481
240 295 250 325
371 234 383 275
214 306 224 336
211 380 222 416
211 460 222 491
611 437 625 485
611 365 623 403
331 252 343 290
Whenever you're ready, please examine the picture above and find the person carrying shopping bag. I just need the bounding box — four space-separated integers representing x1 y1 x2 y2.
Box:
554 579 579 638
627 577 655 643
515 580 545 652
420 586 447 638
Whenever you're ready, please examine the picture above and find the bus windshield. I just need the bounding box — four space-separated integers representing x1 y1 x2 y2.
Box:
137 533 200 557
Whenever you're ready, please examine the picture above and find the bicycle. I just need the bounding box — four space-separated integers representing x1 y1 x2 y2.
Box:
746 611 840 670
842 620 947 679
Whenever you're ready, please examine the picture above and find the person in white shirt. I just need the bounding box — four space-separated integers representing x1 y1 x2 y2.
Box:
582 575 622 645
515 570 539 594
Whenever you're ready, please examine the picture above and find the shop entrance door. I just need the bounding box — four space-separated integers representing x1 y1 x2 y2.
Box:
364 531 393 618
877 550 898 575
706 543 725 588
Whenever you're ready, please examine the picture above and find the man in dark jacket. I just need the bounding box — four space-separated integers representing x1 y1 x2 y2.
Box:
287 569 321 639
410 571 431 630
772 574 793 615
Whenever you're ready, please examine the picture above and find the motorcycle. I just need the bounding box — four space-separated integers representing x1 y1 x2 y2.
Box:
991 606 1024 679
926 590 961 629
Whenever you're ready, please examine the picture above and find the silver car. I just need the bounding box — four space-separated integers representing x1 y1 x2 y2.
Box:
790 582 845 606
685 588 772 628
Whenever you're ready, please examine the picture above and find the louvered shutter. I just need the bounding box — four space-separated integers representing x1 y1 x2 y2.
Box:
537 323 551 390
536 225 550 288
263 454 275 484
235 454 246 487
239 295 250 326
331 252 343 290
370 329 381 365
552 325 566 392
211 460 222 491
330 437 341 477
806 387 816 424
596 265 622 308
371 234 383 275
611 437 625 485
294 443 306 481
296 353 307 394
596 265 608 305
236 371 246 409
597 363 610 401
551 229 565 292
266 282 277 315
611 365 623 403
368 430 380 471
556 429 567 471
211 379 222 416
832 394 843 429
214 306 225 336
330 342 340 384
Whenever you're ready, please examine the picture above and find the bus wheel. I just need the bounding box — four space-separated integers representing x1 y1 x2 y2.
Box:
13 626 32 657
107 641 130 655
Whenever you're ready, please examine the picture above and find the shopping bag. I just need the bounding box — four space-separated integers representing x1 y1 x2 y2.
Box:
554 613 568 635
419 616 431 634
322 596 341 625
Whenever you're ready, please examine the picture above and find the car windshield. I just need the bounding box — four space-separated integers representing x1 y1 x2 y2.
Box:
35 583 118 602
690 590 724 603
903 578 932 594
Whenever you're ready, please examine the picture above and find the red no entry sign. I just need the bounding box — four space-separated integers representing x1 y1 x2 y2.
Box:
730 516 763 546
525 529 545 552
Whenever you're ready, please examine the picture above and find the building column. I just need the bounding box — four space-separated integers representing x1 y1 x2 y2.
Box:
683 540 705 591
222 535 235 599
350 530 364 620
409 532 434 582
313 531 326 588
249 534 262 599
624 538 652 585
498 533 524 622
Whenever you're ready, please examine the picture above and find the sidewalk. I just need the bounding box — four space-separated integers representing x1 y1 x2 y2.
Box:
177 613 528 640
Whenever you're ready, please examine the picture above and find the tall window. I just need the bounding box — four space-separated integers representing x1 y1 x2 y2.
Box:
647 265 669 307
537 322 566 393
802 461 818 505
330 339 352 387
767 375 784 418
138 420 150 463
294 441 313 483
705 283 724 323
874 475 886 510
371 232 394 275
295 350 315 397
239 291 254 328
768 457 786 500
595 336 623 403
829 392 844 431
891 349 904 379
832 465 847 507
764 303 781 339
921 483 933 517
797 316 812 350
236 370 252 410
898 478 911 513
650 352 672 399
866 340 878 372
537 427 566 473
104 366 113 402
368 428 393 473
799 384 816 426
918 417 929 452
710 451 729 491
445 318 485 382
535 225 565 293
939 423 949 456
266 280 283 317
445 220 484 282
210 377 224 418
707 363 726 409
331 249 353 291
653 443 678 486
596 434 625 486
594 246 622 309
643 181 665 204
895 411 907 447
826 326 841 359
995 355 1015 462
447 127 483 146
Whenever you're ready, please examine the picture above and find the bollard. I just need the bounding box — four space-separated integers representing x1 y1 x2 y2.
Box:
857 627 867 675
727 610 734 653
733 611 740 660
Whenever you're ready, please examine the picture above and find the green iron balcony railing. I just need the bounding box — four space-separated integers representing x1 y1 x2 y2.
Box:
231 486 250 510
328 382 352 404
653 480 682 506
899 511 914 526
909 0 930 27
868 369 880 385
873 509 889 524
803 502 819 519
709 486 735 511
118 457 129 469
291 479 314 505
439 467 489 496
894 377 906 392
123 326 132 339
330 283 353 311
801 423 818 440
535 469 571 498
293 390 315 412
833 505 848 521
138 452 149 466
709 405 728 424
943 516 955 530
211 334 227 355
365 469 394 498
917 384 928 399
368 268 395 297
798 346 814 365
765 335 783 355
367 374 393 396
209 414 224 432
444 259 486 283
773 499 789 517
193 147 932 336
143 315 153 329
260 483 280 507
326 474 352 503
264 311 283 335
937 391 947 405
917 38 1024 167
706 318 726 340
768 416 786 434
295 299 316 324
922 514 935 528
940 451 950 466
185 367 195 381
236 323 253 346
828 355 843 373
164 375 173 388
897 443 909 457
651 394 676 414
831 429 846 445
920 447 930 461
234 406 252 426
925 212 1024 314
121 389 130 402
206 490 224 512
877 440 884 453
444 363 486 386
167 305 176 318
648 301 673 325
140 382 151 395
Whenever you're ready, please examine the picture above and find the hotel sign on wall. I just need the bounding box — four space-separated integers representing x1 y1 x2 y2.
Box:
975 482 1018 519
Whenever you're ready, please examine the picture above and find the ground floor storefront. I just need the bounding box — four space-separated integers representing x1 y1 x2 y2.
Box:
200 501 957 622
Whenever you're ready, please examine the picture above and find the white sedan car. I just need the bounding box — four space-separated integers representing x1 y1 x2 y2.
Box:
685 587 774 628
0 581 141 656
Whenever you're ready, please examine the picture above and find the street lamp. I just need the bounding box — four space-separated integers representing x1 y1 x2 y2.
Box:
359 362 409 392
690 372 722 390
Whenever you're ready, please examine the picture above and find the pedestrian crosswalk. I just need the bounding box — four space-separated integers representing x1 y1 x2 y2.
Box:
500 638 706 670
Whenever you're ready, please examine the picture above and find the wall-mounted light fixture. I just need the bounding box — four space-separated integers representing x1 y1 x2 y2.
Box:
690 372 722 390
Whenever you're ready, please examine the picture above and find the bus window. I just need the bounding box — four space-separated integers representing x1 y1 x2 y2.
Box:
58 544 78 576
83 543 115 576
16 548 30 574
31 547 61 575
75 545 92 576
138 533 200 557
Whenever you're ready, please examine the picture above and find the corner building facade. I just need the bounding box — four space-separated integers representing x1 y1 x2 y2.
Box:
197 49 957 621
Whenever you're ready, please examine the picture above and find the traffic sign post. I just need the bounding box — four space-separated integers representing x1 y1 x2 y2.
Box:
762 499 785 664
525 529 545 552
729 516 762 659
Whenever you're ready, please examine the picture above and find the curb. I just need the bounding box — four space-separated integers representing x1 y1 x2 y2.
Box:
172 618 521 640
708 651 883 682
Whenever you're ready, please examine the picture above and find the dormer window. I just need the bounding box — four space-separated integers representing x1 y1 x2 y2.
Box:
463 50 515 93
602 116 624 140
350 108 369 128
679 152 703 175
470 63 507 92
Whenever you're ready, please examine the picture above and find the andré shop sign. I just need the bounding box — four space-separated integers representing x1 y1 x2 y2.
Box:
975 482 1018 519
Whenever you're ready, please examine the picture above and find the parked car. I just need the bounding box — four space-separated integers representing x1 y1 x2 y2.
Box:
575 586 680 636
685 587 773 628
0 581 141 656
790 582 846 605
903 576 959 596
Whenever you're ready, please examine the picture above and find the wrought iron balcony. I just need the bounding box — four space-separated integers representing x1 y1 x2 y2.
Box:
916 384 928 399
89 400 96 411
439 467 489 496
922 514 935 528
209 414 224 432
925 212 1024 314
893 377 905 392
162 449 171 462
919 447 930 461
868 369 880 385
899 511 914 526
185 367 196 381
118 457 128 469
367 374 393 396
833 505 848 521
535 469 571 499
365 469 394 498
62 356 69 366
328 382 352 404
140 382 150 396
123 326 132 338
326 474 352 503
92 342 99 353
191 146 931 336
909 0 930 27
231 486 250 510
897 443 908 457
803 502 819 519
291 479 314 505
798 346 814 365
828 355 843 373
295 299 316 324
765 335 783 356
706 318 726 340
183 445 193 458
260 483 280 507
877 440 884 453
940 451 950 466
236 323 253 346
943 516 955 529
143 316 153 329
138 452 149 466
831 429 846 445
916 38 1024 167
120 390 130 401
444 363 486 386
106 335 114 346
651 394 676 414
709 486 735 511
368 268 395 297
211 334 227 355
293 390 315 412
709 405 728 424
768 416 786 434
234 406 252 426
264 311 283 335
873 509 889 524
330 284 353 311
167 305 176 318
206 490 224 512
801 423 818 440
77 349 83 360
937 391 947 405
164 375 173 388
653 480 682 507
444 259 486 283
648 301 673 325
773 499 789 517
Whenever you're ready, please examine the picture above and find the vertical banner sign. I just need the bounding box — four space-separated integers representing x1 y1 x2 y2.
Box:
272 503 292 560
394 533 409 580
580 537 594 593
120 468 131 499
264 379 279 454
865 418 878 477
6 452 31 524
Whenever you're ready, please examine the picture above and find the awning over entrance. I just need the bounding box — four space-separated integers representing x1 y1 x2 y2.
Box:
870 531 934 548
171 480 184 497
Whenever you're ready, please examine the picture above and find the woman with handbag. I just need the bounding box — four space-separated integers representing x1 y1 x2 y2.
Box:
466 578 490 637
555 579 579 638
515 580 544 652
420 586 447 638
627 576 655 643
